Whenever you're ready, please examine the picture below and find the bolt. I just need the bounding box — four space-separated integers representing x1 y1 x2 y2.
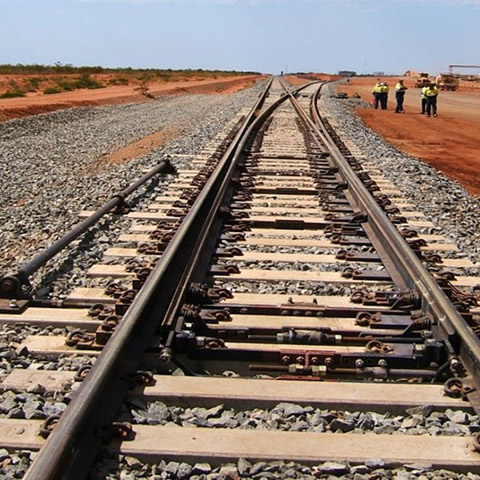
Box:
325 357 333 367
281 355 290 365
378 359 388 368
310 356 319 365
295 356 305 365
355 359 364 368
9 299 18 308
450 358 461 371
159 348 172 364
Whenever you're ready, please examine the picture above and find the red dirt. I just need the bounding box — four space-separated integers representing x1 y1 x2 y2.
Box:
91 127 180 174
0 75 265 122
286 74 342 86
338 77 480 196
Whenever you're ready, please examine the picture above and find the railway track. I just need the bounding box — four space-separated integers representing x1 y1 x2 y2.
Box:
1 77 480 478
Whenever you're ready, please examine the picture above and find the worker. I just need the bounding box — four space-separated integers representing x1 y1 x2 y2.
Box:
380 82 389 110
372 79 382 110
394 79 408 113
420 81 429 114
424 82 439 117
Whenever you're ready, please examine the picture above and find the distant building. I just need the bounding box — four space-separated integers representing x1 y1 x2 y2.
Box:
373 71 385 77
338 70 356 77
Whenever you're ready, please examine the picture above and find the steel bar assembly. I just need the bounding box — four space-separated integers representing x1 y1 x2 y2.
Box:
0 76 478 479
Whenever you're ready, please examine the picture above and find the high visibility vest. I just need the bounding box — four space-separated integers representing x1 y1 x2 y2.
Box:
372 84 382 93
421 86 428 99
380 85 389 93
395 83 407 92
425 86 438 97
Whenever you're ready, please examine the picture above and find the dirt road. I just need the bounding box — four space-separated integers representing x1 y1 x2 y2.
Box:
338 77 480 196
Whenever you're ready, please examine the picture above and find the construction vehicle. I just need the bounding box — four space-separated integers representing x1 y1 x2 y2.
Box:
414 72 430 88
436 73 459 91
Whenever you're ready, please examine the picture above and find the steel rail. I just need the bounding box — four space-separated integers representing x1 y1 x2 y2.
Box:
23 77 277 480
159 81 320 337
0 159 176 300
283 80 480 412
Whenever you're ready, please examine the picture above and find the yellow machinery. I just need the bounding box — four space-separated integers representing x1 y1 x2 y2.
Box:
436 73 459 91
414 73 430 88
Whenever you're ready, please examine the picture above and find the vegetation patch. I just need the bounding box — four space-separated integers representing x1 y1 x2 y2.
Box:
107 76 129 86
0 63 259 77
55 74 105 92
27 77 44 92
43 87 62 95
74 74 105 89
0 90 26 99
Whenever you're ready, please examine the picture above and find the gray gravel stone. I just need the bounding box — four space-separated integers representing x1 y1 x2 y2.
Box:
123 455 143 470
447 411 469 424
404 462 433 472
250 461 269 475
330 417 356 432
366 457 386 469
192 463 212 475
351 464 370 474
177 462 193 479
237 458 252 476
164 460 179 476
218 464 238 479
316 461 350 475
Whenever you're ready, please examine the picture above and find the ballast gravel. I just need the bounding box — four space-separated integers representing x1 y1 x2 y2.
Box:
88 455 480 480
0 85 263 298
4 453 480 479
122 400 479 437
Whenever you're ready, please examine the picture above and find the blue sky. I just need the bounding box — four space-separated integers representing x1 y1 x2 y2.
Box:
1 0 479 74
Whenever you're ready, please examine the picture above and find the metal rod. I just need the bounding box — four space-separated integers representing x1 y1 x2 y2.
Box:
0 159 174 298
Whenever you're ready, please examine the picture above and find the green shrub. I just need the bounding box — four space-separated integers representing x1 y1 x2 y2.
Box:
28 77 44 90
75 74 104 89
157 72 172 82
57 79 77 91
0 90 26 98
8 79 20 89
0 63 260 77
108 76 129 86
43 87 62 94
50 74 105 92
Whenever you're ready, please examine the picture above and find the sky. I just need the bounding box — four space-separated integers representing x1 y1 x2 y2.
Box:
1 0 479 75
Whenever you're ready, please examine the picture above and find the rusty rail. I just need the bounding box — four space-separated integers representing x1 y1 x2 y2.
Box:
302 81 480 413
